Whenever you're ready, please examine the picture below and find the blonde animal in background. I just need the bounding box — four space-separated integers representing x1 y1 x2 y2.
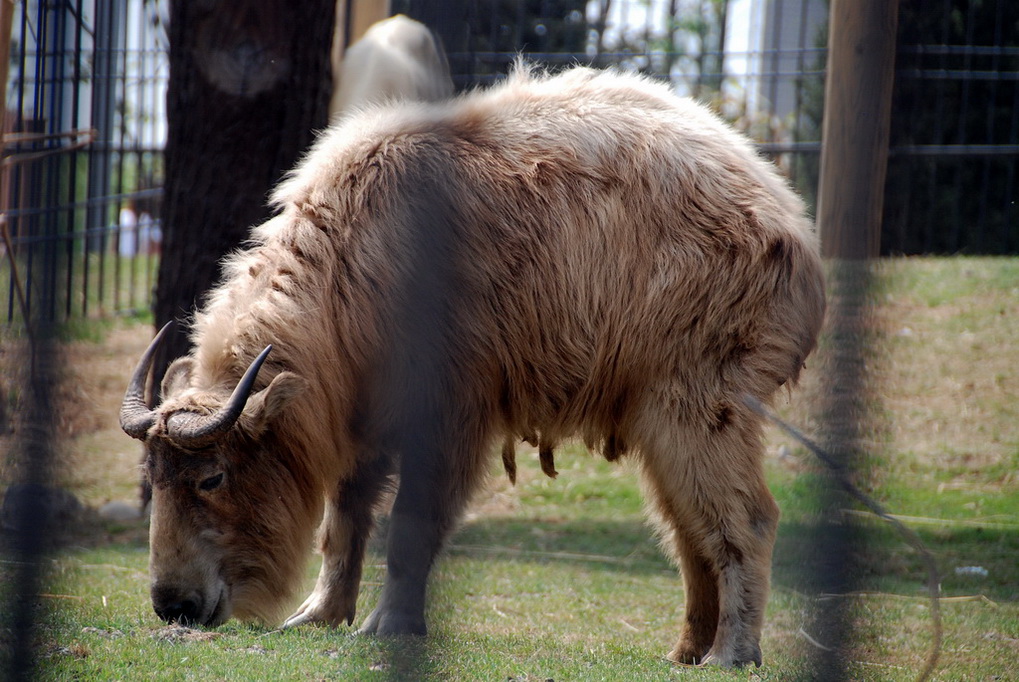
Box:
329 14 454 121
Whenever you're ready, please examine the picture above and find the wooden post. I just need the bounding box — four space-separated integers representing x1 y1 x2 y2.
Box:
0 0 14 120
817 0 899 258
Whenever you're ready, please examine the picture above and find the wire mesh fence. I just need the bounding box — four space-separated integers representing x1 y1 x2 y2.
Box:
887 0 1019 254
398 0 1017 255
2 1 1017 327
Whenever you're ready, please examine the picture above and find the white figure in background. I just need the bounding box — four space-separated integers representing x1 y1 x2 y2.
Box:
138 211 162 255
118 201 138 257
329 14 454 121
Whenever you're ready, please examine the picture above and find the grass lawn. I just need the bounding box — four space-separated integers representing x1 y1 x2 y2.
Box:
2 256 1017 680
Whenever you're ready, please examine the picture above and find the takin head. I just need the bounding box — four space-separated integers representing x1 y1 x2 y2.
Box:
120 324 317 627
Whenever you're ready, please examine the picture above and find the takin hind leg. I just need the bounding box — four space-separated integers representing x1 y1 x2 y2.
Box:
639 407 780 668
284 450 394 629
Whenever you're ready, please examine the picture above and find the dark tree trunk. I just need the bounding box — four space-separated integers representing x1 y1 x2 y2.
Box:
153 0 335 385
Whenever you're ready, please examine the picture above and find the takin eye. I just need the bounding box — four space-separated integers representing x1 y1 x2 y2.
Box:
198 472 224 492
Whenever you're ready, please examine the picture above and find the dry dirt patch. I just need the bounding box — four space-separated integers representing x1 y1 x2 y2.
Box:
1 322 153 507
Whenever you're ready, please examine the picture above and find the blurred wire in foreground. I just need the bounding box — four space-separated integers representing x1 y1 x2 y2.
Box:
1 220 64 682
810 0 900 678
365 134 460 681
744 391 942 682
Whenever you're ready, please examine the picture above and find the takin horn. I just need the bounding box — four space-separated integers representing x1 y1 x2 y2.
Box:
120 321 174 440
164 344 274 449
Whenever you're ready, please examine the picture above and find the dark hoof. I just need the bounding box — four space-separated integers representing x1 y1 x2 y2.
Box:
358 608 427 636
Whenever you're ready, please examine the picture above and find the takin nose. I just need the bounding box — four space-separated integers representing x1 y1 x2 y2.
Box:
151 585 204 625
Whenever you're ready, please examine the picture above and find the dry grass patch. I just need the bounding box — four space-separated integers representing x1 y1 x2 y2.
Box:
874 258 1018 470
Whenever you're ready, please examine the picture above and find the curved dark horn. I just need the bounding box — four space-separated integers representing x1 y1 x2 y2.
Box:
165 345 273 448
120 322 174 440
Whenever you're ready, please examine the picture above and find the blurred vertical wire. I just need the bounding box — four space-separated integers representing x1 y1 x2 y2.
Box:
371 147 459 682
0 0 53 676
802 261 872 680
1 6 62 677
811 1 898 679
2 303 61 681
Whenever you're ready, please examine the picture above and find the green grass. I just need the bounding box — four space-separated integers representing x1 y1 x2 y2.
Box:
24 456 1019 681
1 250 158 332
4 256 1018 680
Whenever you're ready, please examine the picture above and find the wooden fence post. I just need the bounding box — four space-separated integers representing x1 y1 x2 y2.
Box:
817 0 900 258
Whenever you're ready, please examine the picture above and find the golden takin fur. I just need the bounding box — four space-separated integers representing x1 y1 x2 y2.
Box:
122 64 825 668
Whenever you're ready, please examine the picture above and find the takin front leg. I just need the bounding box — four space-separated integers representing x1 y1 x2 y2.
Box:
283 451 393 629
358 431 489 636
639 409 780 668
669 536 721 664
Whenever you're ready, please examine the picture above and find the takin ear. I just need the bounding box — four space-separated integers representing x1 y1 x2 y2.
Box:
240 372 307 436
161 358 195 397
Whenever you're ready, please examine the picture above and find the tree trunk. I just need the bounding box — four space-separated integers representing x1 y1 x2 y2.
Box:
153 0 335 386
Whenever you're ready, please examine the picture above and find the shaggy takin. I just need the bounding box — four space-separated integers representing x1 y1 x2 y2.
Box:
121 64 825 668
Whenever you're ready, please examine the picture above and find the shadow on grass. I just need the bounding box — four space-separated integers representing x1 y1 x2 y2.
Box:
772 520 1019 603
438 514 1019 605
373 635 435 681
449 516 673 575
61 507 1018 607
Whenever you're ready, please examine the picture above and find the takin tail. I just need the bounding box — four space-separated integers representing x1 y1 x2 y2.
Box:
751 231 827 395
